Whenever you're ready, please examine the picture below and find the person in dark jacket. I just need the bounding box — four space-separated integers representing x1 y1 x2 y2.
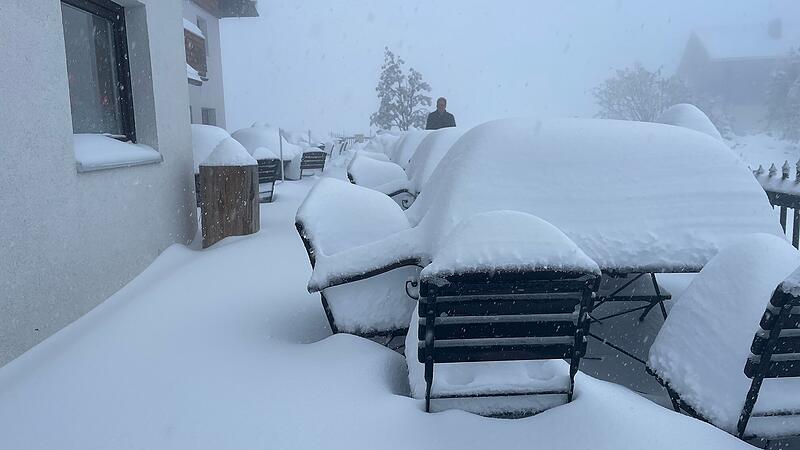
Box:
425 97 456 130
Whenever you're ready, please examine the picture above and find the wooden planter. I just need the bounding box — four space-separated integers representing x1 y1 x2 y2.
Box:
199 164 260 248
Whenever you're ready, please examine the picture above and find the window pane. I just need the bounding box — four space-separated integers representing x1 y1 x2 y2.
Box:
201 108 216 126
61 2 123 136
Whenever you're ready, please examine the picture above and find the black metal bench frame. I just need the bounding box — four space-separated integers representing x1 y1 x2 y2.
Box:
417 270 601 413
298 151 326 179
295 220 415 352
648 285 800 444
257 158 281 203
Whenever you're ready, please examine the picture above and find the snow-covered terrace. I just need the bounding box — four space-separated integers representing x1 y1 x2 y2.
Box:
0 174 756 450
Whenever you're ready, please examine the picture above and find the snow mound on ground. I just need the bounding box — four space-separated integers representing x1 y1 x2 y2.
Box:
422 211 600 278
405 127 466 194
191 124 231 173
656 104 723 141
309 117 782 291
201 137 257 167
648 233 800 435
389 129 432 168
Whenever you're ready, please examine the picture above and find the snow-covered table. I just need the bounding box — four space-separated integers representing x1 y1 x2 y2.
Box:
307 117 783 293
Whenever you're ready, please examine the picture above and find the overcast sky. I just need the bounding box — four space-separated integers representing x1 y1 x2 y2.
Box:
220 0 800 135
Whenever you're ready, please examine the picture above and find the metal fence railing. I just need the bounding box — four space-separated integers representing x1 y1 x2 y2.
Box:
754 160 800 248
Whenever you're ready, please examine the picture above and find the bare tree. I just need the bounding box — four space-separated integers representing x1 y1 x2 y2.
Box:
370 47 432 131
593 63 691 122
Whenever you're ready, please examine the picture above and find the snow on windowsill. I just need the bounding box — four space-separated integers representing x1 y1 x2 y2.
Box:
74 134 162 173
183 18 205 39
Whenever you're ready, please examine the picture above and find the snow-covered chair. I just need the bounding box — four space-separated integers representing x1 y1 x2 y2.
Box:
389 129 431 169
297 150 327 179
410 211 601 415
295 178 418 347
253 147 280 203
347 128 466 209
231 125 303 180
347 151 415 208
648 233 800 441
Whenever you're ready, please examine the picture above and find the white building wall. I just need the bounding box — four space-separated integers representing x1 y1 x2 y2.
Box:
0 0 197 367
184 1 228 129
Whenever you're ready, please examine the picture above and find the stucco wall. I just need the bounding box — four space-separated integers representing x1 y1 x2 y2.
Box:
0 0 196 367
185 1 228 129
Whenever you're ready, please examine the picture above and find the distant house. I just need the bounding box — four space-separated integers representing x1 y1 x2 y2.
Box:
0 0 199 367
677 19 800 134
183 0 259 129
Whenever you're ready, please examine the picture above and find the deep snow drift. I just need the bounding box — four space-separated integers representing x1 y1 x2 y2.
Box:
0 175 753 450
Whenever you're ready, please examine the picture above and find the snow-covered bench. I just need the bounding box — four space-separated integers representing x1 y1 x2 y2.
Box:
253 147 281 203
347 151 416 208
297 150 326 178
411 211 601 415
346 128 465 209
648 234 800 441
295 178 418 346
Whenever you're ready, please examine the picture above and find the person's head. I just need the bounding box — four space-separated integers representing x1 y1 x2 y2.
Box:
436 97 447 113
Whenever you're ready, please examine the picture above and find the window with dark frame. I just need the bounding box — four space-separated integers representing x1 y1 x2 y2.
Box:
201 108 217 126
61 0 136 142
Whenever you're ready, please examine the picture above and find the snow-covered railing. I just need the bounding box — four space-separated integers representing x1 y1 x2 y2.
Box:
754 160 800 248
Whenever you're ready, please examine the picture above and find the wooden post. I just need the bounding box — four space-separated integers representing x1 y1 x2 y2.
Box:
199 163 260 248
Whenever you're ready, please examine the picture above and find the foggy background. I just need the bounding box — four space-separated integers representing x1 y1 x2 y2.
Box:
220 0 800 135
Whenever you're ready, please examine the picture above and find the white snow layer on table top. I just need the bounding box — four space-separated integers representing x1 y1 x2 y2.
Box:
405 127 466 194
648 233 800 436
422 211 600 278
73 134 161 171
309 117 782 291
389 129 432 168
231 125 302 161
182 18 204 38
296 178 410 256
201 137 257 167
252 146 279 160
0 178 755 450
656 104 723 141
693 22 800 60
347 151 409 191
191 124 230 173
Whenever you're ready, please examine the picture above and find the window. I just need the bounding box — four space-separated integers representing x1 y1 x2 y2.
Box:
196 16 209 57
61 0 136 142
201 108 217 126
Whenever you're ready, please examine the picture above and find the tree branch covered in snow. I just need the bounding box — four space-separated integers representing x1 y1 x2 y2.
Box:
767 48 800 143
370 47 432 131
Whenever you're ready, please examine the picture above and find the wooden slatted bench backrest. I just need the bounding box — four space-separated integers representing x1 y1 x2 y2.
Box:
257 158 281 183
418 271 599 365
300 151 327 173
746 289 800 379
737 285 800 437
